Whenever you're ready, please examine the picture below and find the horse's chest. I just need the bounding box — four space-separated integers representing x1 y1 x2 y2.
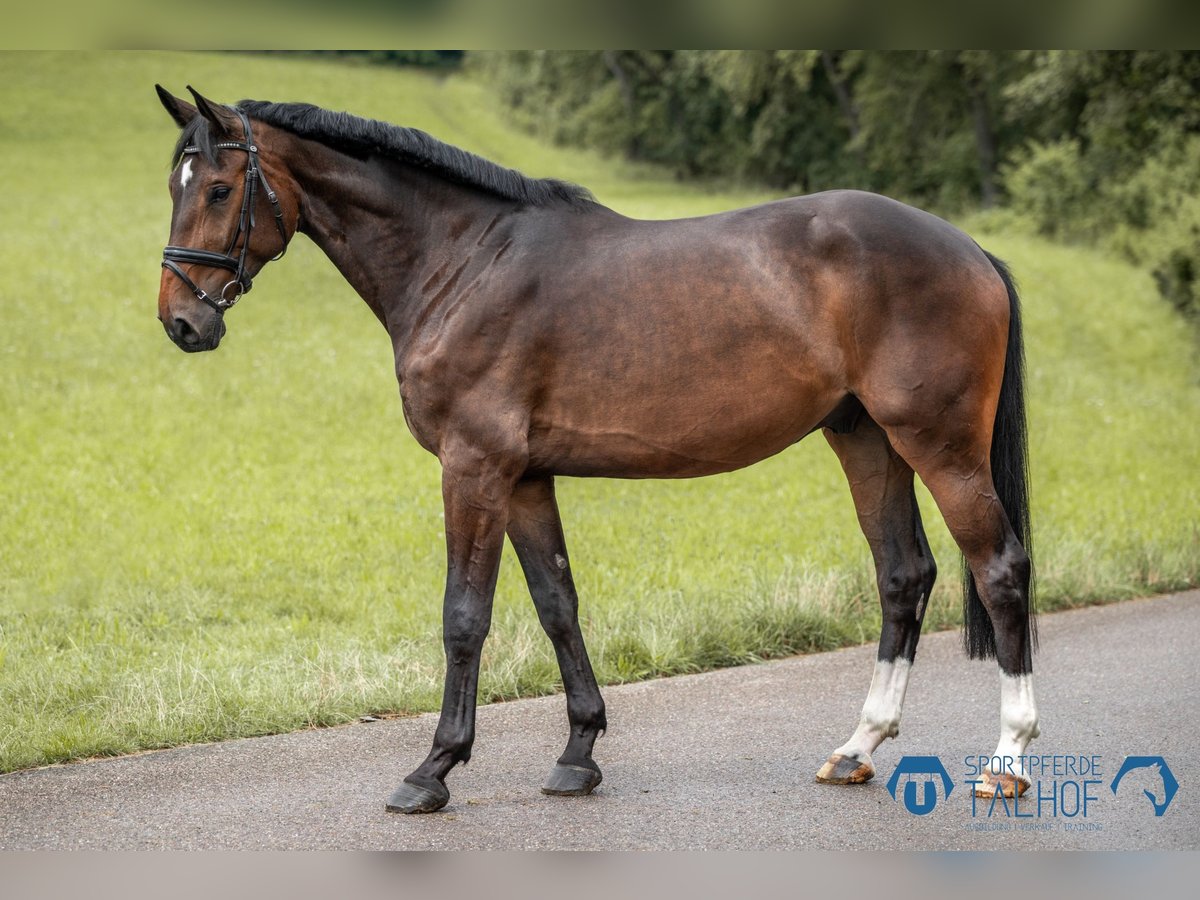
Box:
396 363 448 455
395 341 518 456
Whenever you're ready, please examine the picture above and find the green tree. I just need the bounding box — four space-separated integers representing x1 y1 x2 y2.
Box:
476 50 1030 208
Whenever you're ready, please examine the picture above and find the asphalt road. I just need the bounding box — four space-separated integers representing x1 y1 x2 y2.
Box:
1 591 1196 850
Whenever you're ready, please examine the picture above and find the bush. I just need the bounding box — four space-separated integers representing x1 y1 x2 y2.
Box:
1147 195 1200 321
1005 135 1200 322
1003 140 1096 239
1112 139 1200 321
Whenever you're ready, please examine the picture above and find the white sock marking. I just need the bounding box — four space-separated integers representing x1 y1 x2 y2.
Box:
989 672 1040 779
834 658 912 762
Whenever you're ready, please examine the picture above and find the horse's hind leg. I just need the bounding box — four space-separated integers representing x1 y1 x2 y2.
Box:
506 475 607 796
816 417 937 785
889 425 1038 798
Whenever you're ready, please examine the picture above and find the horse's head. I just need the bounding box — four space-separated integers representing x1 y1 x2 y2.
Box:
155 85 299 352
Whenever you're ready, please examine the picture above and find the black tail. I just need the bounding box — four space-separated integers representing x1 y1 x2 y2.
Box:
963 251 1036 659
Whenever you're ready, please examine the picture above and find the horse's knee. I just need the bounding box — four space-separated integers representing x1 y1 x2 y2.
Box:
534 600 577 643
442 608 491 665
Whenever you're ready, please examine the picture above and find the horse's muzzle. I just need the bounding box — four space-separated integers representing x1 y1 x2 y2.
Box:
163 314 225 353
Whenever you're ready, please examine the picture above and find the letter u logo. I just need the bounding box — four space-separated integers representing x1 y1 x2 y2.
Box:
904 779 938 815
887 755 954 815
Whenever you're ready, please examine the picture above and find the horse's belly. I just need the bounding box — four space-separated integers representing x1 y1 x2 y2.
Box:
523 288 847 477
527 377 839 478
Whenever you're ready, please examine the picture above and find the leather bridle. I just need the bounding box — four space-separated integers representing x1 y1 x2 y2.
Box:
162 109 288 314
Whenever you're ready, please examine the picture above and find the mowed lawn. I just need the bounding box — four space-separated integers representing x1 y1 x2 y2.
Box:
1 52 1197 773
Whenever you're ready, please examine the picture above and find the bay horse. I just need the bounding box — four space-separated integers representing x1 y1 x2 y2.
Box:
154 86 1039 814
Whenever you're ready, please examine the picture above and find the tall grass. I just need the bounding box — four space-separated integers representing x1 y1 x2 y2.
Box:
0 52 1196 772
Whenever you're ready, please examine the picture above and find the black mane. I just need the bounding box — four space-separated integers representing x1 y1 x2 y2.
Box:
174 99 594 209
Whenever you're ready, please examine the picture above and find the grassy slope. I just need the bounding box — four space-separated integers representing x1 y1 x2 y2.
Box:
0 52 1196 772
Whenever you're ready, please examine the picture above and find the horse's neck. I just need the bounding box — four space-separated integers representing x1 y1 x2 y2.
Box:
292 145 514 343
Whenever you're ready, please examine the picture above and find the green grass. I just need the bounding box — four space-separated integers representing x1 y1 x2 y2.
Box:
1 52 1197 773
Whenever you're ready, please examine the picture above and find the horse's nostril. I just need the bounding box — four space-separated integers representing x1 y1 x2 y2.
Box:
173 317 200 344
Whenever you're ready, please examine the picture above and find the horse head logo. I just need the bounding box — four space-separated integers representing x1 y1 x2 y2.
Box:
1110 756 1179 816
887 756 955 815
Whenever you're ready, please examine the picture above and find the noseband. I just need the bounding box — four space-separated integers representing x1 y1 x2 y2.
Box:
162 109 288 314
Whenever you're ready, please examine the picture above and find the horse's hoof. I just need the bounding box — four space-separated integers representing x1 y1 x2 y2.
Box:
815 753 875 785
974 770 1030 799
386 776 450 814
542 762 603 796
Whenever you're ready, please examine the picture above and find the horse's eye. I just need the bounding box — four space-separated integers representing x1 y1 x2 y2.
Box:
209 185 232 204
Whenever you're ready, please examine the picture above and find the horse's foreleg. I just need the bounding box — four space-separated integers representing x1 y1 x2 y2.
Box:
386 452 518 814
507 475 607 796
817 419 937 785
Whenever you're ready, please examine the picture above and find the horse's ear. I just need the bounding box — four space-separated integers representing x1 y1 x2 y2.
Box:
156 84 196 128
186 85 241 138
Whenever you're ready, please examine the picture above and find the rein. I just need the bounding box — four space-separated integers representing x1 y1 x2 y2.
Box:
162 109 288 314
